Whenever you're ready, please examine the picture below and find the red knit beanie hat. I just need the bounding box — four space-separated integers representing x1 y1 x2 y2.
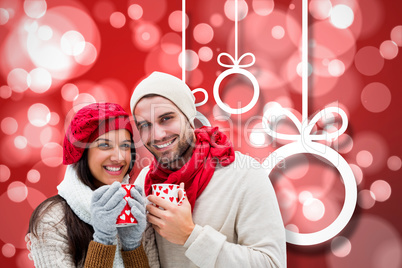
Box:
63 103 134 165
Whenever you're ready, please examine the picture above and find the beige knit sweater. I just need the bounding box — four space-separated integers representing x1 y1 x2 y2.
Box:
135 151 287 268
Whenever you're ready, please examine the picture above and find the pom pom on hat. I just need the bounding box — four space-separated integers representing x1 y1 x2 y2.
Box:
63 103 133 165
130 72 197 128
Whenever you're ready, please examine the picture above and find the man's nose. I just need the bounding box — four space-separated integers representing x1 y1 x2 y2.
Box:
152 125 167 141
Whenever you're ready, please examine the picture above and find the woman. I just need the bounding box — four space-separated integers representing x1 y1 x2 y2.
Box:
28 103 152 267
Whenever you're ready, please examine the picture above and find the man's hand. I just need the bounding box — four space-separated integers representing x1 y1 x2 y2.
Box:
146 183 195 245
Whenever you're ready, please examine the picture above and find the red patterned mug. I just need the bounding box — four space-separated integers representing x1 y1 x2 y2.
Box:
116 184 138 227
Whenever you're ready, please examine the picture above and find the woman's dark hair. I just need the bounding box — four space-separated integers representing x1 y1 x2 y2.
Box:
29 133 136 266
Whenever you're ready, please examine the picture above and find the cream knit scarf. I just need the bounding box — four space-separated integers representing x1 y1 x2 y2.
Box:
57 165 129 267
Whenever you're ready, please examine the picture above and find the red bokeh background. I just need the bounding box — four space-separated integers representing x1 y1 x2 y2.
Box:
0 0 401 267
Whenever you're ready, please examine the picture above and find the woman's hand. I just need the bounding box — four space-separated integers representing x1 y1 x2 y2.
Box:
117 186 147 251
90 181 126 245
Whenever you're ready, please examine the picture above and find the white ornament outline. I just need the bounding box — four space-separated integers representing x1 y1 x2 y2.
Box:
212 0 260 114
262 0 357 245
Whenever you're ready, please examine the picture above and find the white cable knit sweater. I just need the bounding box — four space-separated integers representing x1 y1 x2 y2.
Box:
135 152 287 268
30 165 160 268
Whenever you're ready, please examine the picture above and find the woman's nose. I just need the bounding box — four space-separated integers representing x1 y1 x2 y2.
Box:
110 147 125 161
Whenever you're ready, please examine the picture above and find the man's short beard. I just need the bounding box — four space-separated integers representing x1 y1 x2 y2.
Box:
155 133 195 170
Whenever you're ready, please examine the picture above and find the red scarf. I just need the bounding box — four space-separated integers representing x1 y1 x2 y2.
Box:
144 126 235 210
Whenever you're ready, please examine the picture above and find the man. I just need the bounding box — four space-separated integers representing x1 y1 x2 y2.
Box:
131 71 286 267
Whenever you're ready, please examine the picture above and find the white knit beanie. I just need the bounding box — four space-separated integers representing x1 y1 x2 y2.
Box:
130 72 197 128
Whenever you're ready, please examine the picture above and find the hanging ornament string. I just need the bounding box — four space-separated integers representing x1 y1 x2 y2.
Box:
181 0 210 127
261 0 357 246
213 0 260 114
181 0 209 108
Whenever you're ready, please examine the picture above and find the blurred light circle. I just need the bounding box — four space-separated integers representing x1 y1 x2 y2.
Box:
331 236 352 258
309 0 332 20
387 156 401 171
328 59 345 77
49 112 60 126
361 82 391 113
330 5 354 29
7 68 30 93
271 25 285 39
299 191 313 204
356 150 373 168
349 164 363 185
161 33 181 54
379 40 399 60
1 117 18 135
2 243 15 258
27 36 73 80
73 93 96 112
210 13 224 27
24 19 38 33
92 0 115 22
27 169 40 183
224 0 249 21
199 46 213 62
110 11 126 28
28 103 50 127
128 4 143 20
370 180 391 202
74 42 98 66
29 68 52 93
358 189 375 209
24 0 47 19
61 31 86 56
37 25 53 41
302 198 325 221
14 136 28 149
354 46 384 76
0 85 12 99
390 25 402 46
0 164 11 182
7 181 28 202
252 0 274 16
133 22 161 51
351 132 388 175
179 50 199 71
39 126 52 145
193 23 214 44
337 133 353 154
61 83 79 101
286 224 299 233
168 11 187 32
0 8 10 25
41 142 63 167
296 62 313 77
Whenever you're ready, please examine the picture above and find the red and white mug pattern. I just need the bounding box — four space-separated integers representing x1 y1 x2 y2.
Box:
116 184 138 227
151 184 186 208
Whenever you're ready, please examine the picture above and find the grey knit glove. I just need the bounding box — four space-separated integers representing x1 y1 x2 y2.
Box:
91 181 126 245
117 186 147 251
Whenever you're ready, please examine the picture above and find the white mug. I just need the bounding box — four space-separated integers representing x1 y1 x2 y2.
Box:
151 184 186 208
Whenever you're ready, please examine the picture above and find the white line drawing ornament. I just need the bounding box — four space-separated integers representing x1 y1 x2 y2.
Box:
262 0 357 246
181 0 210 126
213 0 260 115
